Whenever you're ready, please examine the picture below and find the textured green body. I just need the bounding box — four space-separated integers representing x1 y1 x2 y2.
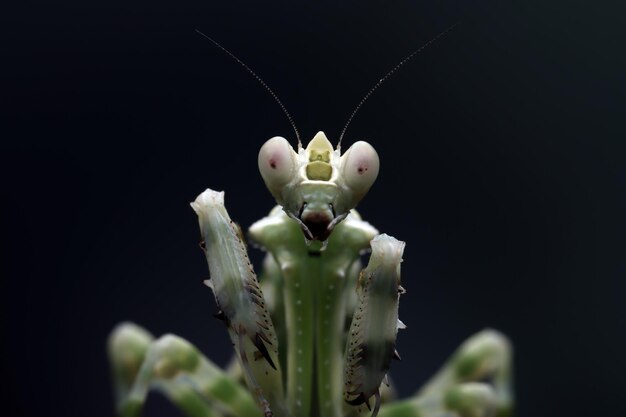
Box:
250 205 378 417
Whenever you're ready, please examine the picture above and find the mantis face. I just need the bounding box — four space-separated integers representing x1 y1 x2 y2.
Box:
258 131 379 242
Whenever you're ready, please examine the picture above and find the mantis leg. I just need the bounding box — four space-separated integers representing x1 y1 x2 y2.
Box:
192 189 285 416
419 329 513 416
108 322 262 417
377 329 513 417
342 234 407 417
224 253 286 385
377 382 497 417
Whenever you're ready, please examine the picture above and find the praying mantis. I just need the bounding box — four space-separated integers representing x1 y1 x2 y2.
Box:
107 27 513 417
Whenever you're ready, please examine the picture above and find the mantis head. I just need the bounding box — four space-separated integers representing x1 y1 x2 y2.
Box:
197 26 457 244
258 131 379 242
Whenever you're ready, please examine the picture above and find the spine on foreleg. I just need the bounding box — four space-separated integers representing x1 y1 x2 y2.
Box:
344 234 406 417
192 188 284 417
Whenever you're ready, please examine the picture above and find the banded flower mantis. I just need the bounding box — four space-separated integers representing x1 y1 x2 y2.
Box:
108 29 513 417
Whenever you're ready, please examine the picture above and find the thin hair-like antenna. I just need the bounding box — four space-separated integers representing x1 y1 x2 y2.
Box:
337 22 460 149
195 29 302 148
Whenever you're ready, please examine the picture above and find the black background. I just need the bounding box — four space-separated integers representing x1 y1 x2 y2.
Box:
3 0 625 416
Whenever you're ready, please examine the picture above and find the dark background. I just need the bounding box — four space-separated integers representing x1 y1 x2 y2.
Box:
3 0 625 416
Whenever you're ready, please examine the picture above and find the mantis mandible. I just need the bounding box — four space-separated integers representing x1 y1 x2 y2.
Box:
108 25 514 417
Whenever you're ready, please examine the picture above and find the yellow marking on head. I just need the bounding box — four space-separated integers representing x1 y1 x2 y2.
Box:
304 131 334 180
310 149 331 162
306 161 332 180
306 132 333 159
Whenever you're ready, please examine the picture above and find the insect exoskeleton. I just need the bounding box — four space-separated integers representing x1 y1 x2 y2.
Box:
344 234 406 416
191 190 277 362
258 131 379 242
191 189 283 416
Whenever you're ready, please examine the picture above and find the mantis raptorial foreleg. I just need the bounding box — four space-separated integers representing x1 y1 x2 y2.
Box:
192 189 285 417
223 254 287 385
344 234 406 415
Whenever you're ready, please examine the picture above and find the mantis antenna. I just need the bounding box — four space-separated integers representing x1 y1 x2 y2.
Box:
337 22 460 150
195 29 302 148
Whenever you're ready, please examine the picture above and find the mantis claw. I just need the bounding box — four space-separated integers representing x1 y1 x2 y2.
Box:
212 310 227 322
253 333 277 370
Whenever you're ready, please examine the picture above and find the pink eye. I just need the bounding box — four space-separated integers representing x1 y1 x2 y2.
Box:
340 141 379 194
258 136 298 197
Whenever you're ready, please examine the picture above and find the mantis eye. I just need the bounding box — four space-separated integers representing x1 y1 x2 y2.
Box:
258 136 298 200
340 141 380 195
